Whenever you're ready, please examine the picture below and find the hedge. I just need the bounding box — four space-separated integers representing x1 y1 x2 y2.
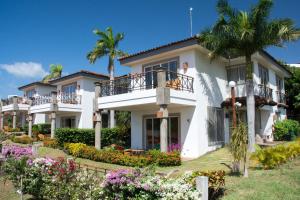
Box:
55 127 130 147
251 140 300 169
274 119 300 141
64 143 181 167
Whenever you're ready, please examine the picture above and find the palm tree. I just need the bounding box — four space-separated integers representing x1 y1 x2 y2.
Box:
42 64 63 83
199 0 300 177
87 27 126 128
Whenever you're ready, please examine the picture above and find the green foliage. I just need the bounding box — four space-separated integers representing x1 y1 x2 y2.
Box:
199 0 300 78
251 140 300 169
64 143 181 167
32 123 51 135
285 67 300 114
274 119 300 141
187 170 225 200
42 64 63 83
87 27 127 76
229 122 248 172
55 127 130 147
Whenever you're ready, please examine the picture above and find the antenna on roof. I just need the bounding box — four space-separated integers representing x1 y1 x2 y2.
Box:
189 7 193 37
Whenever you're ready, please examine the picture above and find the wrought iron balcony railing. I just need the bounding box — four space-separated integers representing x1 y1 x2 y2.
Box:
255 84 273 100
1 96 29 106
99 71 194 97
31 93 81 106
276 91 286 104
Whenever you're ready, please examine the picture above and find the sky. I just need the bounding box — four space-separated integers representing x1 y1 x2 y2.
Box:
0 0 299 98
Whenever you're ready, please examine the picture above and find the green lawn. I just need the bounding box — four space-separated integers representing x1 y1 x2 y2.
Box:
223 157 300 200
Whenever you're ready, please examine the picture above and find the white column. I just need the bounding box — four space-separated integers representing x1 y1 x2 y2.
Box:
95 111 102 150
51 112 56 138
160 105 168 152
12 111 17 129
0 112 4 131
28 114 33 138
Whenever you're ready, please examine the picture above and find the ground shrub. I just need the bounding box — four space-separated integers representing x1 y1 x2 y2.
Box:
251 140 300 169
43 138 59 148
274 119 300 141
11 135 33 144
64 143 181 167
55 127 129 147
186 170 226 200
32 123 51 135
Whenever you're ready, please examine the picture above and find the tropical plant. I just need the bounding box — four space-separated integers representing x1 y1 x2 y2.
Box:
229 122 248 174
199 0 300 177
285 66 300 119
87 27 126 128
42 64 63 83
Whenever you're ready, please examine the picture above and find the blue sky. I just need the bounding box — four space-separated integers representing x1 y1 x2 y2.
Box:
0 0 299 98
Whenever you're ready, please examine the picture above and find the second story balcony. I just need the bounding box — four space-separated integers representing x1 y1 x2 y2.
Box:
30 92 82 114
99 71 194 97
223 83 277 108
96 70 196 111
0 96 30 112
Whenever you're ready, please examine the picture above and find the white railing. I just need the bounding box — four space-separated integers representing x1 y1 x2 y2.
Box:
31 93 81 106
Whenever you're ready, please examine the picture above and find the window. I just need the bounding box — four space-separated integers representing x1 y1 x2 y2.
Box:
25 89 35 98
144 115 180 150
207 107 224 146
276 75 283 91
61 116 76 128
144 59 178 88
62 83 77 94
258 64 269 85
226 65 246 84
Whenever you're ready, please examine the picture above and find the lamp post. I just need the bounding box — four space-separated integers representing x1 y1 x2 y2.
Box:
229 81 237 128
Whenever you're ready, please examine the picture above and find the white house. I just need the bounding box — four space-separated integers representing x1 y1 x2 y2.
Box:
0 70 109 135
0 82 56 129
289 63 300 68
95 37 291 159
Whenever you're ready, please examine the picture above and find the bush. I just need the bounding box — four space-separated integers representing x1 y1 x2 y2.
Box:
43 138 59 148
32 123 51 135
187 170 225 200
274 119 300 141
55 127 129 147
11 135 33 144
64 143 181 167
251 140 300 169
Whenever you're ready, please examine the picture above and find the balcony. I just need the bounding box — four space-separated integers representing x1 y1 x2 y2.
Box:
30 93 82 114
97 71 196 111
222 83 276 107
0 96 30 112
99 71 194 97
276 91 287 107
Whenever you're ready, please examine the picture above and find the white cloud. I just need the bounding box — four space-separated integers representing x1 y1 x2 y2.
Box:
0 62 47 78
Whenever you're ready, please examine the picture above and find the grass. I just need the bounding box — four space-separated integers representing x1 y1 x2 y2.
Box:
223 157 300 200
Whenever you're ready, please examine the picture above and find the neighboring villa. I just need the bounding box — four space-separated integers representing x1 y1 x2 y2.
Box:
0 37 291 159
0 70 109 136
95 37 291 159
289 63 300 68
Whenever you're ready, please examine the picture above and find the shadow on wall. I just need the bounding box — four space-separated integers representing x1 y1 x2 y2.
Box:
197 72 224 107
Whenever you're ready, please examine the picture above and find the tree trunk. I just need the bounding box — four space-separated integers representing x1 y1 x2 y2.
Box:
245 54 255 177
109 57 116 128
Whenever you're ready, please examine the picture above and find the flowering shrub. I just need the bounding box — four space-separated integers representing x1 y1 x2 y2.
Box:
99 168 201 200
65 143 181 167
168 143 181 152
186 170 226 200
1 145 32 158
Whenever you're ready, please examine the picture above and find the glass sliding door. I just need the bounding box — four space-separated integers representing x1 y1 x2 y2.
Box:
144 116 180 150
